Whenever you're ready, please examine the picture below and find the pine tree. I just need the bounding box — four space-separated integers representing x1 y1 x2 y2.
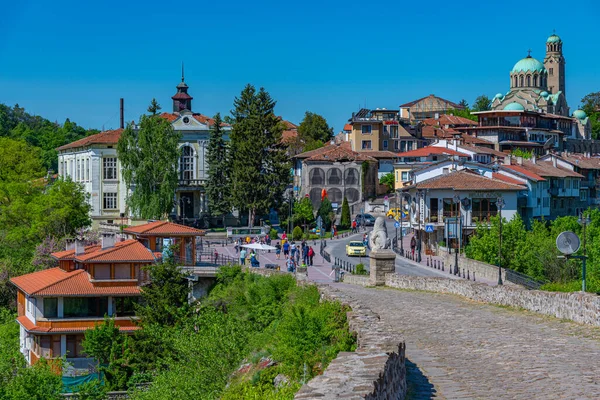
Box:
340 197 351 229
147 98 162 115
206 113 231 226
229 85 290 227
117 103 182 219
317 197 333 231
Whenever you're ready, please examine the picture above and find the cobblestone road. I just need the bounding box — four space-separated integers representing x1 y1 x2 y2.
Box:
337 284 600 399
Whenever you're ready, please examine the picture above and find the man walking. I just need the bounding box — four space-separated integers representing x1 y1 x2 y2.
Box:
283 241 290 258
308 246 314 266
240 247 247 266
302 244 309 266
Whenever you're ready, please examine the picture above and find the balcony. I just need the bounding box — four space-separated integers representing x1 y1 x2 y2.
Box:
581 180 596 188
549 187 559 196
35 316 138 331
178 179 206 187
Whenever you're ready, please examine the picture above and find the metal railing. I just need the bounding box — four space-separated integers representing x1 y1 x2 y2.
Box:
332 256 356 274
171 250 239 267
505 269 543 290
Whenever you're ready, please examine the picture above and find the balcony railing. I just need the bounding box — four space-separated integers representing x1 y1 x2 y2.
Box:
171 250 239 268
178 179 206 187
471 211 498 224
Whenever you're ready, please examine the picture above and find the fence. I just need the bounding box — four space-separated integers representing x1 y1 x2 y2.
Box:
505 269 543 290
332 256 357 275
172 250 239 267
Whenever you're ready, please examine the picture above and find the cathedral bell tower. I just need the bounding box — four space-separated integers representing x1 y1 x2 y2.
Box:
543 33 565 97
171 64 193 112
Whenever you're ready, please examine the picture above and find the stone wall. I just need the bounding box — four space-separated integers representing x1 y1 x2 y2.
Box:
295 284 406 400
343 274 370 286
440 251 506 283
384 274 600 327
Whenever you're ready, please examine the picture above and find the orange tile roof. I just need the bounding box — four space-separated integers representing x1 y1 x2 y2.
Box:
10 268 142 297
51 245 101 261
16 316 140 333
282 129 298 142
158 112 230 127
295 142 376 162
415 170 526 191
492 172 526 185
458 145 507 158
554 154 600 170
124 220 205 236
505 160 584 179
398 146 468 158
343 123 352 131
56 129 124 151
75 239 157 263
422 115 478 126
501 164 545 181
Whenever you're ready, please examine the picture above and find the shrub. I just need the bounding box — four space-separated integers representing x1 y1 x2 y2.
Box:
292 226 303 241
355 264 368 275
269 228 279 240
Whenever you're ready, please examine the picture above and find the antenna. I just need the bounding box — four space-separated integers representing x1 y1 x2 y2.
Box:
556 231 580 255
181 62 185 82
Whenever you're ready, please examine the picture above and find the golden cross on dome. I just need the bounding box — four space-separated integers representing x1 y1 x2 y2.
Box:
527 49 532 57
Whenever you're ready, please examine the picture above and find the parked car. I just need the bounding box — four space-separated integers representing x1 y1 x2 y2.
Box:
355 213 376 226
346 241 367 257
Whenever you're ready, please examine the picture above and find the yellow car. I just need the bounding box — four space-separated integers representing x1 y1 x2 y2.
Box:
386 208 405 220
346 241 367 257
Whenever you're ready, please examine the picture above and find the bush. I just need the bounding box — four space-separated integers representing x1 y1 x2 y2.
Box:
355 264 368 275
292 226 303 241
269 228 279 240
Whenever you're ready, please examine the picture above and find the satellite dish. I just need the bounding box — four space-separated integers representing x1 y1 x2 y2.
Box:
556 231 581 255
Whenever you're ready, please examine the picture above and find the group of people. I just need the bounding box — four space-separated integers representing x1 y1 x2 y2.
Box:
351 219 362 234
239 247 260 268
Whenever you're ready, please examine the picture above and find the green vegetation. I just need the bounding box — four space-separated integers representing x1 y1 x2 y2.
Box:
472 95 492 112
317 197 333 231
511 148 533 159
206 112 232 224
229 84 290 227
117 101 182 219
293 226 304 241
465 210 600 292
580 91 600 139
355 264 368 275
379 172 394 192
294 196 315 231
340 197 351 229
297 111 334 145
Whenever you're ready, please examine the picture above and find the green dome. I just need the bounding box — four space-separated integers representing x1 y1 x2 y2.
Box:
540 91 549 98
547 34 561 43
494 93 503 99
512 56 546 73
573 110 587 120
504 102 525 111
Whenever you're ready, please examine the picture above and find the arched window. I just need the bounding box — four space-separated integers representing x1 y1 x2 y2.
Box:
327 168 342 185
526 75 531 87
309 188 323 208
310 168 325 185
180 146 194 180
533 75 538 87
328 188 343 204
514 76 518 87
345 188 360 203
519 75 524 87
344 168 359 185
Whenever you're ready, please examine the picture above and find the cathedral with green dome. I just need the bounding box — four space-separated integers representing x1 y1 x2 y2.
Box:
491 34 569 116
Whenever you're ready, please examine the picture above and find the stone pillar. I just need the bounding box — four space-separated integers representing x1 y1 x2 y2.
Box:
369 249 396 286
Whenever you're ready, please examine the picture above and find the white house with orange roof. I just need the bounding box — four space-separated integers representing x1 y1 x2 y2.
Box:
56 76 232 228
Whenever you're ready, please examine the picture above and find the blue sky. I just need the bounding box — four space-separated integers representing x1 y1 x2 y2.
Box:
1 0 599 132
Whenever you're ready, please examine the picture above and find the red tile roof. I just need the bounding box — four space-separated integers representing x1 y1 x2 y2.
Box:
10 268 142 297
51 245 101 261
422 115 478 126
124 220 205 236
343 124 352 131
400 95 463 109
16 316 140 333
360 150 398 159
398 146 468 158
501 164 545 181
294 142 376 162
75 239 157 263
505 160 583 179
492 172 526 185
158 112 230 127
458 145 507 158
415 170 526 191
56 129 124 151
553 154 600 170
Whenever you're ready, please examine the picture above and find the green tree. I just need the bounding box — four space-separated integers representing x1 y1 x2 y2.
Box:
229 85 290 226
206 113 231 225
511 148 533 159
580 92 600 139
317 197 333 231
74 380 108 400
458 99 469 108
297 111 334 144
147 98 162 115
340 197 351 229
292 226 303 241
379 172 394 192
117 105 182 219
136 259 190 327
0 309 25 398
472 95 492 112
445 108 477 121
4 358 62 400
293 196 315 230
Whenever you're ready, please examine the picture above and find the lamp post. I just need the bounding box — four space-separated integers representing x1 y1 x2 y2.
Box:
453 194 460 275
417 190 426 263
578 212 590 292
176 197 191 225
399 190 405 256
497 197 505 285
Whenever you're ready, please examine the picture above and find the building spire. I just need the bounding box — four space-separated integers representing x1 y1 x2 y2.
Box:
181 62 185 82
527 49 532 57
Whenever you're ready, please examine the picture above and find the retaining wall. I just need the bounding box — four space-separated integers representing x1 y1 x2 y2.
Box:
384 274 600 327
439 251 506 283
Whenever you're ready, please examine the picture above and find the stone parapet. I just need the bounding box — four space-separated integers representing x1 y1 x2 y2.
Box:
385 274 600 327
343 274 370 286
369 249 396 286
296 284 406 399
439 251 506 283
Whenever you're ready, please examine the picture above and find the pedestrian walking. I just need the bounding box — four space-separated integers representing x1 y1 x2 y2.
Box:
286 255 296 272
275 242 281 259
295 244 301 264
240 248 247 266
302 244 309 266
234 241 239 254
283 241 290 257
410 236 416 258
290 244 296 261
352 220 357 233
308 246 314 266
213 249 219 265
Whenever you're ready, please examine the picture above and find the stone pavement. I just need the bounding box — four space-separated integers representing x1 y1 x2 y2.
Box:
335 283 600 399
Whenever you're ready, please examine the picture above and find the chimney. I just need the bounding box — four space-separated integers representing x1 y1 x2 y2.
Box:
120 98 124 129
75 239 85 255
66 239 76 252
435 112 439 120
101 233 116 250
504 154 512 165
531 153 537 164
552 157 557 168
516 156 523 166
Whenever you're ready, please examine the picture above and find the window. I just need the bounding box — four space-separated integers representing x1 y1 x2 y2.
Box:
66 335 86 358
565 179 571 189
394 141 399 150
103 158 117 180
407 142 414 151
573 180 579 189
361 140 372 150
361 125 372 134
471 198 498 223
64 297 108 318
103 192 117 209
114 297 138 317
543 197 549 207
76 160 81 181
180 146 194 180
382 140 388 149
580 191 588 201
43 298 58 318
526 75 531 86
401 171 409 181
549 68 554 76
114 264 131 279
86 158 90 182
95 264 111 280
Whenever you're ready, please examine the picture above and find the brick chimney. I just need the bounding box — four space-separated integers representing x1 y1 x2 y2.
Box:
101 233 116 250
504 154 512 165
75 239 85 255
66 239 75 252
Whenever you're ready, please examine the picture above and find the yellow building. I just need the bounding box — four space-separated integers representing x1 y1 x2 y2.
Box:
348 108 423 152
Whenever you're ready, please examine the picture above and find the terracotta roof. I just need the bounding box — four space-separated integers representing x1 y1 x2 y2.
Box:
158 112 230 127
400 95 463 109
415 170 526 191
343 124 352 131
10 268 142 297
56 129 124 151
51 245 101 261
501 164 545 182
422 115 478 126
124 220 205 236
492 172 526 185
554 154 600 170
294 142 350 159
281 120 298 130
282 129 298 142
304 144 376 162
16 316 140 333
461 135 495 146
398 146 469 158
360 150 398 159
75 239 157 263
458 145 507 158
171 92 192 100
503 159 583 179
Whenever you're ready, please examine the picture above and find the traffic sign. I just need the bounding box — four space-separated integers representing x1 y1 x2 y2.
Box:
425 224 434 233
394 221 400 228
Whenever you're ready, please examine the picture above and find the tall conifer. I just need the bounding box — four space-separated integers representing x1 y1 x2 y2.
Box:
206 113 231 226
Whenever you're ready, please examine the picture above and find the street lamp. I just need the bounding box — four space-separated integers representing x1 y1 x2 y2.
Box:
578 212 591 292
453 194 461 275
417 190 427 263
497 197 505 285
176 197 191 224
